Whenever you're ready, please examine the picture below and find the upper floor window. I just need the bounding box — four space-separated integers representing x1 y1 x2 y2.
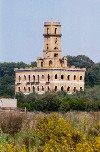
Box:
28 75 30 82
54 53 58 57
55 74 57 79
24 75 26 80
54 47 58 50
47 86 50 91
37 75 39 82
37 86 39 91
41 62 43 67
42 75 44 79
74 75 76 80
80 76 82 80
67 75 70 80
28 87 30 92
73 87 76 93
33 86 35 92
47 28 50 34
48 74 50 82
61 75 64 80
33 75 35 81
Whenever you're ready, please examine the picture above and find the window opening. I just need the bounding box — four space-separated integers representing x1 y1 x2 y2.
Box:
42 86 44 91
61 86 64 91
41 62 43 67
28 87 30 92
55 28 57 34
54 47 58 50
54 53 58 57
24 87 26 92
61 75 64 80
33 86 35 92
67 75 70 80
33 75 35 82
37 75 39 82
37 86 39 91
48 74 50 82
55 86 57 91
24 75 26 80
47 28 49 34
80 76 82 80
73 87 76 93
19 75 21 82
49 60 52 66
74 75 76 80
42 75 44 79
18 87 20 92
28 75 30 82
67 86 70 92
55 74 57 79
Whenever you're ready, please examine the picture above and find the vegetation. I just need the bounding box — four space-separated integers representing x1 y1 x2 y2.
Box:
0 111 100 151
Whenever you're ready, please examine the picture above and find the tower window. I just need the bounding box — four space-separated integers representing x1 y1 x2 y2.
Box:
61 86 64 91
33 86 35 92
55 86 57 91
41 62 43 67
42 86 44 91
47 28 50 34
67 86 70 92
67 75 70 80
55 28 57 34
46 44 49 49
48 74 50 82
61 75 64 80
54 47 58 50
55 74 57 79
19 75 21 82
80 76 82 80
49 60 52 66
74 75 76 80
54 53 58 57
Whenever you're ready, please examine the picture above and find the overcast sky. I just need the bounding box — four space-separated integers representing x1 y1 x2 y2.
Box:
0 0 100 63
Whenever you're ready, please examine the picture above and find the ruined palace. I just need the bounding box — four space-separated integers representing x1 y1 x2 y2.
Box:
15 21 86 94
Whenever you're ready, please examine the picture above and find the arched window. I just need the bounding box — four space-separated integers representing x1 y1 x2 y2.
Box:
18 87 20 92
61 75 64 80
47 28 49 34
42 86 44 91
47 86 50 91
19 75 21 82
55 74 57 79
37 75 39 82
33 75 35 82
61 86 64 91
48 74 50 82
73 87 76 93
42 75 44 79
55 28 57 34
80 87 83 91
24 75 26 80
74 75 76 80
49 60 52 66
24 87 26 92
28 75 30 82
55 86 57 91
41 62 43 67
54 47 58 50
33 86 35 92
28 87 30 92
67 75 70 80
80 76 82 80
37 86 39 91
67 86 70 92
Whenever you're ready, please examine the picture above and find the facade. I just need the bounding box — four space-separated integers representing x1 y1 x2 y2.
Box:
15 21 86 95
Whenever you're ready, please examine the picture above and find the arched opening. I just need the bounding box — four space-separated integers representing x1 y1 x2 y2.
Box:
24 75 26 80
28 87 30 92
49 60 52 67
61 86 64 91
54 47 58 50
55 74 57 79
47 28 50 34
55 86 57 91
41 62 43 67
28 75 30 82
33 75 35 82
24 87 26 92
37 75 39 82
33 86 35 92
67 75 70 80
37 86 39 91
42 75 44 79
18 87 20 92
42 86 44 91
61 75 64 80
74 75 76 80
80 76 82 80
73 87 76 93
48 74 50 82
47 86 50 91
19 75 21 82
80 87 83 91
67 86 70 92
55 28 57 34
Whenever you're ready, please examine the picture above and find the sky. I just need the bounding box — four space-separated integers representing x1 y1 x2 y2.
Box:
0 0 100 63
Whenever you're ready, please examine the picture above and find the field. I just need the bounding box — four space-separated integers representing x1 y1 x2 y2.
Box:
0 111 100 152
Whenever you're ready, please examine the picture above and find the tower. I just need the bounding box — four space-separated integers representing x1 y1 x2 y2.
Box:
37 21 67 68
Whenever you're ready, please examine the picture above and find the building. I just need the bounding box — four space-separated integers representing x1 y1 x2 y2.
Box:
15 21 86 95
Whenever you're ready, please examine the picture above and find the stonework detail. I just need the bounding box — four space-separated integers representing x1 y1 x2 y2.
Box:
15 21 86 94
